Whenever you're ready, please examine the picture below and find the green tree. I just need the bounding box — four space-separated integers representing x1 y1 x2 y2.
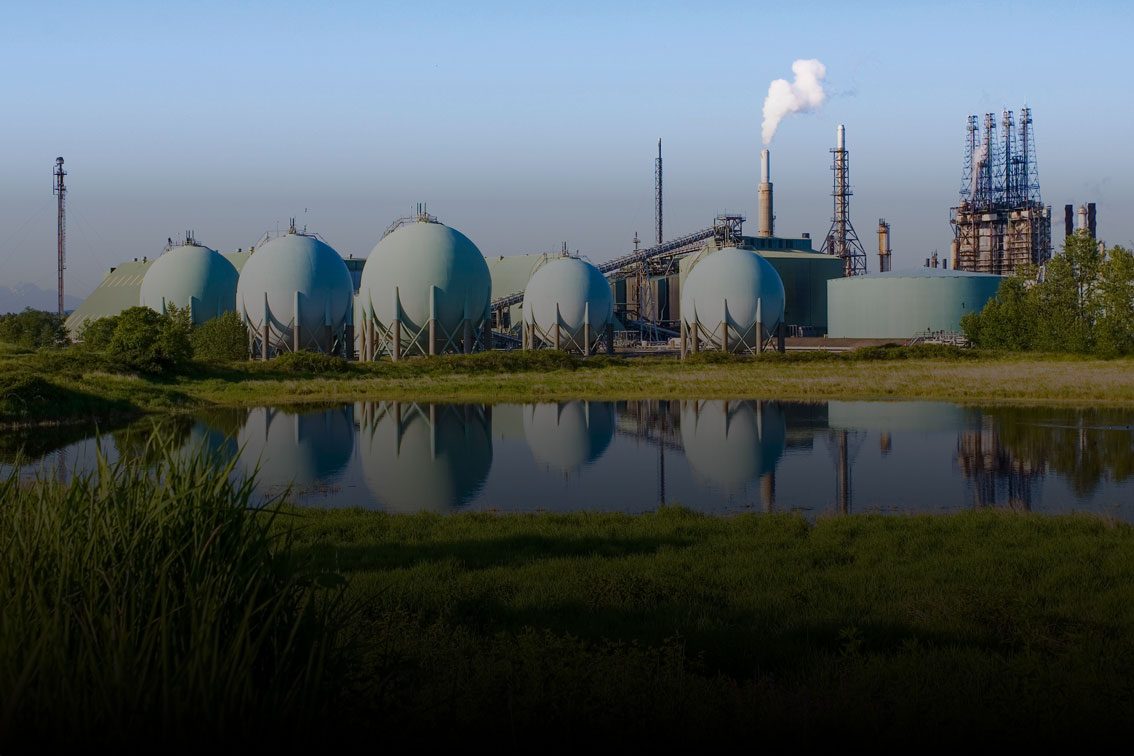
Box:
79 315 120 349
191 311 249 362
962 273 1037 350
1095 244 1134 356
108 306 192 375
0 308 68 348
1035 232 1103 352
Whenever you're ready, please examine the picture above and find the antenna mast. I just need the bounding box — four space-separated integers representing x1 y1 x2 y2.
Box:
53 157 67 316
655 138 663 244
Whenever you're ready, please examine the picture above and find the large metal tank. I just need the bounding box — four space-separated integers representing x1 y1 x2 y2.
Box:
139 242 238 324
680 247 785 352
357 401 492 512
826 268 1003 338
236 231 353 355
521 256 613 352
679 400 786 490
522 401 614 473
359 219 492 358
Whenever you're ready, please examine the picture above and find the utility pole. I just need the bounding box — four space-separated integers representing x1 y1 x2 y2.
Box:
53 157 67 316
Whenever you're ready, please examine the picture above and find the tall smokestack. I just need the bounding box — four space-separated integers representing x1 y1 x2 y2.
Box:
757 149 773 237
1087 202 1097 239
877 218 891 273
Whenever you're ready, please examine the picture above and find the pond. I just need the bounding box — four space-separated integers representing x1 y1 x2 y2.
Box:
7 400 1134 518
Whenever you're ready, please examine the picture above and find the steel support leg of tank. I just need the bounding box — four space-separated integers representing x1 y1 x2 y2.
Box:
261 323 270 361
293 323 301 353
522 323 528 350
777 322 785 354
604 323 615 355
344 324 355 360
554 322 561 350
247 327 255 361
463 318 473 355
583 323 592 357
294 292 302 353
428 319 437 355
720 320 729 354
690 322 699 352
392 320 401 362
365 318 374 361
755 319 763 354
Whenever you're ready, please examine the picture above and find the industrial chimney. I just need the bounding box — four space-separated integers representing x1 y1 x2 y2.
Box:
757 149 773 237
877 218 891 273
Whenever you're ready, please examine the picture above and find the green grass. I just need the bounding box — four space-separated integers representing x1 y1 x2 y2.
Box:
282 506 1134 745
4 346 1134 426
0 437 348 749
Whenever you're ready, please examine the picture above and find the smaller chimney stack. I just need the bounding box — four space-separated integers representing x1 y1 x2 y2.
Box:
877 218 891 273
757 149 773 237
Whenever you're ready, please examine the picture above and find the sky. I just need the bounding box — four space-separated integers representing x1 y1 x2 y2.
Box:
0 0 1131 301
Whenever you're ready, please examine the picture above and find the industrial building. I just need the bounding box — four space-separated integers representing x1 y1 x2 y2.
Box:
826 267 1003 339
950 108 1052 274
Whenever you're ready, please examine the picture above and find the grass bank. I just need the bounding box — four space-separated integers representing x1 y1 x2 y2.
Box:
3 346 1133 425
287 506 1134 745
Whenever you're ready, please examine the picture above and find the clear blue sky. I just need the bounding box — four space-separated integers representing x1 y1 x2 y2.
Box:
1 0 1130 299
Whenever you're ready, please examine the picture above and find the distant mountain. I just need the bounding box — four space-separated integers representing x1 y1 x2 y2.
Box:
0 283 84 315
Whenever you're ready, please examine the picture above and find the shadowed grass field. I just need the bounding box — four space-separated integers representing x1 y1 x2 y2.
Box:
2 346 1133 425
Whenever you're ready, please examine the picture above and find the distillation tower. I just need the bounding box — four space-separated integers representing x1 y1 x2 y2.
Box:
821 125 868 276
949 107 1051 274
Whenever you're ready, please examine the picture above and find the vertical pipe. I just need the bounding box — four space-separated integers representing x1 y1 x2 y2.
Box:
293 291 301 353
583 302 591 357
428 286 437 356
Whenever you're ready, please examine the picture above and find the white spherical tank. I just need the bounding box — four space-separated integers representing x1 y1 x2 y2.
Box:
679 400 786 490
139 242 238 324
360 220 491 356
522 257 613 350
236 232 353 354
680 247 785 351
522 401 614 473
358 402 492 513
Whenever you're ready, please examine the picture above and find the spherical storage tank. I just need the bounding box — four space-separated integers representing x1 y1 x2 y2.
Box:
139 242 238 324
680 247 785 352
522 256 613 352
826 268 1003 339
236 231 353 355
360 219 491 357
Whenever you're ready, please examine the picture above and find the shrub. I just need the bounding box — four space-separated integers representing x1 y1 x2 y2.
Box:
0 309 68 348
0 437 348 747
269 350 350 374
108 306 192 375
78 315 120 349
192 311 249 362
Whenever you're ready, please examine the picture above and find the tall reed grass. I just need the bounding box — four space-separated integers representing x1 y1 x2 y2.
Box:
0 435 347 747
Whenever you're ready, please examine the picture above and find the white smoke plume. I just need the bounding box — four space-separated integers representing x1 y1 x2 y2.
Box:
761 59 828 145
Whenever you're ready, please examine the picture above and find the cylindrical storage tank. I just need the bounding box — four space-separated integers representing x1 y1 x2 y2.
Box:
679 400 785 491
522 401 614 473
826 269 1003 339
358 401 492 512
522 257 613 352
139 242 238 324
360 220 492 358
680 247 785 352
236 232 353 355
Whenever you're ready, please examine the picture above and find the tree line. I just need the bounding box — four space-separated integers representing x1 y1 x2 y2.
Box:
961 233 1134 356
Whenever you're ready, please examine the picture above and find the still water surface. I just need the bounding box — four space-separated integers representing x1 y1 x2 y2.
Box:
10 400 1134 518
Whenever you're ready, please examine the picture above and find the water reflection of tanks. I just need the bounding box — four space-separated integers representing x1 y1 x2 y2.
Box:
237 406 354 486
358 402 492 512
680 400 786 493
523 401 615 473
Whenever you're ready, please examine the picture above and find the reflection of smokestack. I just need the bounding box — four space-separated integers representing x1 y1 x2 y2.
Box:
877 218 891 273
757 149 773 237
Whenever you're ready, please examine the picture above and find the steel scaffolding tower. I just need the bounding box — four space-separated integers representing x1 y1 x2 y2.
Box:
950 108 1051 275
821 124 867 276
53 157 67 316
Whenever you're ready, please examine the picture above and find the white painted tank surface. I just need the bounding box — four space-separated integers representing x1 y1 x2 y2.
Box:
358 401 492 512
236 232 353 354
237 406 354 487
679 400 786 490
680 247 786 351
522 401 615 473
140 242 238 324
521 257 613 348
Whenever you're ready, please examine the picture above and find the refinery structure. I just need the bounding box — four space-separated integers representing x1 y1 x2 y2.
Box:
59 106 1093 352
949 107 1052 275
